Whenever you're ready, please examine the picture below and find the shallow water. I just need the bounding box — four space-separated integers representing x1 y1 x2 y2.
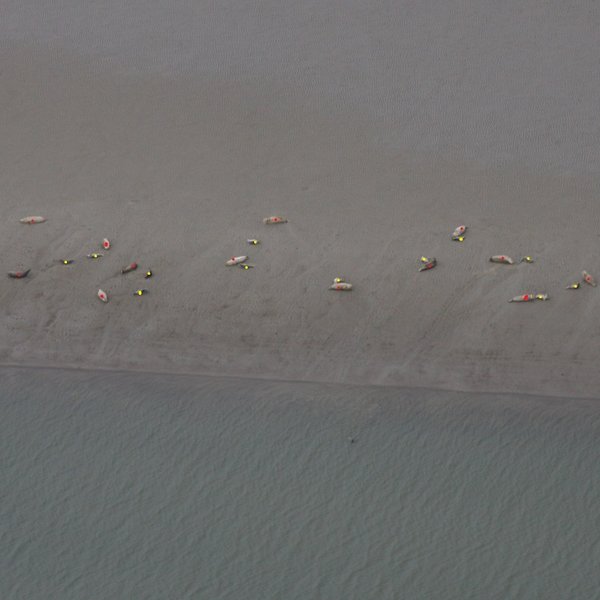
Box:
1 367 599 599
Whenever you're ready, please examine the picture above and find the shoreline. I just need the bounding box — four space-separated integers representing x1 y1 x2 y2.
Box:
2 360 599 403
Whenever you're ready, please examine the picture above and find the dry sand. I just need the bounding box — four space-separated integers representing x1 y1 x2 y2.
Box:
2 2 600 398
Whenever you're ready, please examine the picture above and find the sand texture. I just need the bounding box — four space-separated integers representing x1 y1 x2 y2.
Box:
2 1 600 397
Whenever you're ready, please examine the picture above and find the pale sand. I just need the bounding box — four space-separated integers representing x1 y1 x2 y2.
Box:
2 2 600 398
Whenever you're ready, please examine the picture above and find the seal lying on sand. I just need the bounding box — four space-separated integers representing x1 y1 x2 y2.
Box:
330 281 353 291
263 216 288 224
451 225 467 241
419 257 437 271
490 255 514 265
121 262 138 274
582 271 597 287
20 216 46 224
8 269 30 279
509 293 549 302
226 255 248 266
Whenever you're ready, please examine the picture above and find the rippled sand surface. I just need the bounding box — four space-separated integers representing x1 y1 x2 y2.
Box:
2 367 600 599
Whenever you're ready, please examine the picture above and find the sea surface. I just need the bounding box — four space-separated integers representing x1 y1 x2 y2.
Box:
1 367 599 599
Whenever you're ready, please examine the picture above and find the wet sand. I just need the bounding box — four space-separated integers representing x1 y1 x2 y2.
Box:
2 2 600 398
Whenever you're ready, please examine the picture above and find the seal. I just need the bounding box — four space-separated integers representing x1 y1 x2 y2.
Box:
8 269 30 279
121 262 138 274
419 257 437 271
330 282 353 291
509 293 534 302
490 255 515 265
451 225 467 241
226 255 248 266
509 293 549 302
20 216 46 224
263 216 288 224
582 271 597 287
